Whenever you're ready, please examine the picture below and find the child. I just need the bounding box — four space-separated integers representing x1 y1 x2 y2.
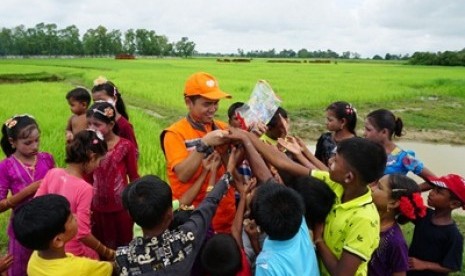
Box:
227 129 386 276
91 77 139 155
408 174 464 275
65 87 91 143
12 194 113 276
252 181 319 276
364 109 435 183
200 177 253 276
260 107 289 145
87 102 139 250
315 101 357 166
369 174 427 276
0 114 55 276
114 147 242 275
34 130 115 260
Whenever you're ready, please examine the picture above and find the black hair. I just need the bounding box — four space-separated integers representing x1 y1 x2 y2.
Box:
326 101 357 135
12 194 71 251
387 174 427 222
337 137 387 184
267 107 288 128
91 81 129 120
122 175 172 229
66 87 91 106
367 109 403 139
65 130 107 164
251 180 304 240
86 101 119 135
1 115 39 157
227 102 245 119
291 176 336 229
201 234 242 276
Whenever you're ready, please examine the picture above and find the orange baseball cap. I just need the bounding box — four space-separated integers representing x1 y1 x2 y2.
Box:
184 72 231 100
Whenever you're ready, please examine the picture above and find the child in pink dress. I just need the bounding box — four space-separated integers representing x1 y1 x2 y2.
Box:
0 115 55 276
87 102 139 250
35 130 115 261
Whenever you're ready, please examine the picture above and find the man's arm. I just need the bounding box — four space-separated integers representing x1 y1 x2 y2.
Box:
168 130 229 183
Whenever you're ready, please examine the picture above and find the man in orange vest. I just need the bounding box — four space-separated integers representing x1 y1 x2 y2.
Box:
160 72 235 233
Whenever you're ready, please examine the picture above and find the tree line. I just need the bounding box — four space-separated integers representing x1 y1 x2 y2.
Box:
0 23 196 57
408 49 465 66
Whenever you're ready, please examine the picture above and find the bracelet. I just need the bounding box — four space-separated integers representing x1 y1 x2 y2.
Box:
196 140 214 156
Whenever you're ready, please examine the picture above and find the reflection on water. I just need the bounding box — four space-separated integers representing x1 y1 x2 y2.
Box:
397 141 465 179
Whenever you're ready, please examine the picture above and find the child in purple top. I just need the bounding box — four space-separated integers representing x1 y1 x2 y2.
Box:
0 115 55 276
369 174 427 276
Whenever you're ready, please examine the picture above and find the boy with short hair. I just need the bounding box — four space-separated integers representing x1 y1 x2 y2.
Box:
65 87 91 143
227 129 386 276
408 174 464 275
12 194 113 276
252 181 320 276
115 147 242 276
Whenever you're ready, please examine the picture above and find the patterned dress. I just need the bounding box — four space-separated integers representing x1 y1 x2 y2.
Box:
315 132 337 166
0 152 55 276
91 138 139 250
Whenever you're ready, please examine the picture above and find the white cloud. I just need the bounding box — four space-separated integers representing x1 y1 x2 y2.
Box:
1 0 464 57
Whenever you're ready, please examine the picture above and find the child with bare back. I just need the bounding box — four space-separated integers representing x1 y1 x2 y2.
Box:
65 87 91 143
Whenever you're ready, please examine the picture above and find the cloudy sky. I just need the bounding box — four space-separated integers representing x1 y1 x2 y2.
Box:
2 0 464 57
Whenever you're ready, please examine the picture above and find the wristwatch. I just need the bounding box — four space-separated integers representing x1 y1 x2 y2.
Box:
195 140 214 156
222 172 233 186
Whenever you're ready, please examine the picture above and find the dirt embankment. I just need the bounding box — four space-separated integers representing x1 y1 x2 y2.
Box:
292 118 464 145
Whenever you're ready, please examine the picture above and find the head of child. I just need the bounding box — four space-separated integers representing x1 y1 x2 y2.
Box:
12 194 77 253
426 174 465 211
201 233 242 276
251 180 304 241
122 175 173 234
66 130 107 174
371 174 426 220
1 115 39 157
266 107 289 140
227 102 245 128
329 137 386 187
66 87 91 116
86 102 118 138
364 109 403 144
92 77 129 120
290 176 336 229
325 101 357 135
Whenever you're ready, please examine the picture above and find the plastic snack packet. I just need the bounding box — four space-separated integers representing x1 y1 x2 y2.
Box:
236 80 281 130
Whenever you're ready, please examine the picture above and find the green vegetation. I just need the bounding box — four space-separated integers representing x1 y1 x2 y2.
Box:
1 58 464 265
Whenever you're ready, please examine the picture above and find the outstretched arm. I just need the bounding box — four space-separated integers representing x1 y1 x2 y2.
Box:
227 128 273 183
228 128 310 177
0 181 41 212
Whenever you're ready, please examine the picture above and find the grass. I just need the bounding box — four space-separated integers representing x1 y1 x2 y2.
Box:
0 58 464 267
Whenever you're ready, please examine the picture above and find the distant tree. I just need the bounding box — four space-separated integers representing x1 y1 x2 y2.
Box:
123 29 136 55
175 37 196 58
372 54 383 60
351 52 361 59
58 25 83 55
0 28 13 55
342 51 351 59
297 48 309 58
